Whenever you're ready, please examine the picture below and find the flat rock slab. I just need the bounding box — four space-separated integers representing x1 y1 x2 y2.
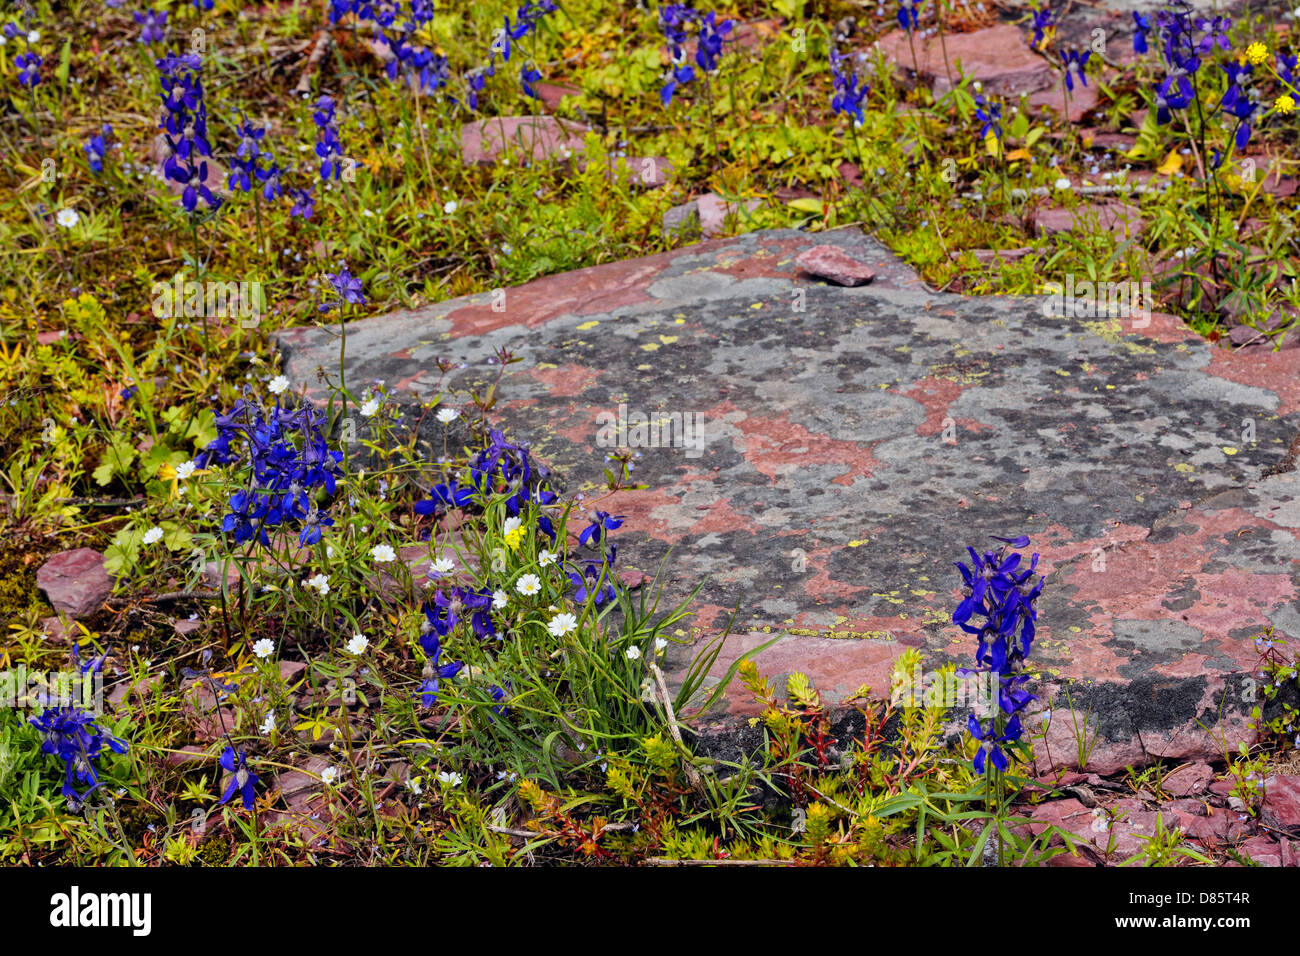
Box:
276 227 1300 769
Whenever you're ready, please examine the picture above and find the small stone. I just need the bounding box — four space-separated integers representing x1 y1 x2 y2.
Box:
662 201 700 238
1261 775 1300 829
1163 761 1214 797
460 116 589 165
795 244 876 287
36 548 114 619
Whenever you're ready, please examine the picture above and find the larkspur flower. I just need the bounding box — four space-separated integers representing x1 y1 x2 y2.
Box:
313 95 344 181
897 0 921 32
321 262 366 311
1060 48 1090 91
204 390 343 548
16 50 41 87
1028 4 1055 51
156 53 221 213
85 125 112 174
134 9 167 44
578 510 623 548
830 47 868 126
218 746 258 810
955 534 1044 774
969 714 1023 774
227 117 272 194
288 184 315 219
974 94 1003 142
658 4 733 106
416 630 462 707
30 690 128 805
1132 12 1152 54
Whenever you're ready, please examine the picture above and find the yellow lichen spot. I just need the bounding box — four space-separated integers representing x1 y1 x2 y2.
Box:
1055 369 1071 376
535 362 557 370
1069 626 1081 633
847 539 869 547
659 335 678 345
576 320 600 331
1223 446 1238 456
1173 462 1195 473
750 302 764 310
637 363 653 371
640 342 660 351
674 317 685 324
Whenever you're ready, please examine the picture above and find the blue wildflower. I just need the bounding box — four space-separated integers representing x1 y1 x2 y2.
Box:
217 746 258 810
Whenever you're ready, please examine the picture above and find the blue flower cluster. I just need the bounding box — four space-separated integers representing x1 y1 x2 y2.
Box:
16 51 41 88
415 427 557 527
85 124 112 175
380 0 451 95
830 48 868 126
156 53 221 213
313 95 345 182
897 0 923 33
953 535 1043 775
1138 2 1257 157
29 647 127 806
227 117 284 198
658 3 734 106
134 8 167 44
198 392 344 548
974 94 1002 142
218 746 258 810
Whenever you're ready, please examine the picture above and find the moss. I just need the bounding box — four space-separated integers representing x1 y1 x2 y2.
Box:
0 536 54 628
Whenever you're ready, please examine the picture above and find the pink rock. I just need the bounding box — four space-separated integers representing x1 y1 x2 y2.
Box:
1026 82 1099 123
697 192 762 238
460 116 589 165
795 244 876 287
1261 775 1300 829
1032 201 1144 239
535 81 580 112
609 155 673 189
279 660 308 684
36 548 114 619
1238 835 1286 867
1163 761 1214 797
875 24 1055 97
173 618 203 637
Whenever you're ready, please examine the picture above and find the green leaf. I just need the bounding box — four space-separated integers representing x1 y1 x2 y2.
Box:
56 40 71 90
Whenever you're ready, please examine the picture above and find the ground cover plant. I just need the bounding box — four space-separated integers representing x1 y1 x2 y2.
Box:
1 0 1298 868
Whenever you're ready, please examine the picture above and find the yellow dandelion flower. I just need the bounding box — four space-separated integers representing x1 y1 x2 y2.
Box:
1276 94 1297 114
1246 42 1268 65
